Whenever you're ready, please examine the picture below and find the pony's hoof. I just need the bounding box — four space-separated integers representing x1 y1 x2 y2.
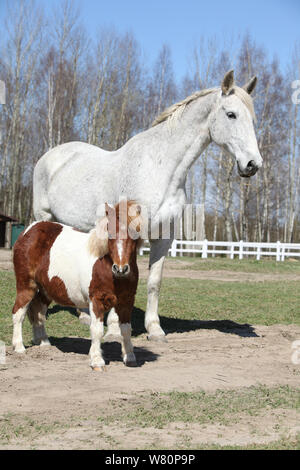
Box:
147 334 167 343
14 346 26 354
103 334 122 343
92 365 107 372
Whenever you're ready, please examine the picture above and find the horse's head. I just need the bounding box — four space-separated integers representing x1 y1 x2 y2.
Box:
103 201 143 278
208 70 263 177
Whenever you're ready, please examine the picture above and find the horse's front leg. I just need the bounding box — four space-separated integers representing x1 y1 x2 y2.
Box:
145 238 172 342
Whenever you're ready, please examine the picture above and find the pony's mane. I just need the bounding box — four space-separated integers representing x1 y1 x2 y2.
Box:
87 200 143 258
87 224 108 258
151 86 256 127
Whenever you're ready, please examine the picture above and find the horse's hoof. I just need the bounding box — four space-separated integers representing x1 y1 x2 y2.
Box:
39 339 51 347
103 334 122 343
147 334 167 343
125 360 137 367
92 365 107 372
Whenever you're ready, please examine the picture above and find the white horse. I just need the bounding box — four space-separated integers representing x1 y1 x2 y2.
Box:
33 70 262 342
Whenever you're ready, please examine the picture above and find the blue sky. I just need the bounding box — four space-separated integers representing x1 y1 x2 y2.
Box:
2 0 300 81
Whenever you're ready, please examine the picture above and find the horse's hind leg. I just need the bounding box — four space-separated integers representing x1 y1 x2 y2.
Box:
12 287 37 353
77 307 91 326
27 292 50 347
103 307 122 341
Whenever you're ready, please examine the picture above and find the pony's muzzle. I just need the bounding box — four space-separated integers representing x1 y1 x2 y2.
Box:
112 264 130 277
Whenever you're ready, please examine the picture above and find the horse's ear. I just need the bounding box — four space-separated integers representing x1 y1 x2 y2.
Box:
95 216 108 240
243 76 257 95
221 70 235 95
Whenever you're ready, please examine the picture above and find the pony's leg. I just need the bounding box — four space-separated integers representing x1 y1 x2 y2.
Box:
12 288 36 353
103 307 122 341
145 238 172 342
27 293 50 347
89 302 105 370
120 322 136 366
117 305 136 366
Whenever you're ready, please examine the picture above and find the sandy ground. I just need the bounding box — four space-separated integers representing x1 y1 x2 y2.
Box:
1 249 299 449
0 323 299 449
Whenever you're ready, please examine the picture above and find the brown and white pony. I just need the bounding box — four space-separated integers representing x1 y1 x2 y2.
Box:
12 201 143 370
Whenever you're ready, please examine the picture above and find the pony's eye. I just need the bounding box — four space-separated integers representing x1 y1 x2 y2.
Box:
227 111 236 119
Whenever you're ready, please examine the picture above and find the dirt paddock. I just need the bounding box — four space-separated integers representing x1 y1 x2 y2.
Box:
0 249 299 449
1 323 299 449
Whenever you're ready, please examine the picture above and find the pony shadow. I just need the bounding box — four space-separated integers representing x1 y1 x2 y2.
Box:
131 307 259 338
47 305 78 318
48 336 159 367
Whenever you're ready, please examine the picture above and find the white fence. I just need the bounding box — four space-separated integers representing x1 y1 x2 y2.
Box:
139 239 300 261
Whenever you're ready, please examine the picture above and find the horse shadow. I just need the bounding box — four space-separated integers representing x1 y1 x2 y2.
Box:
47 304 259 342
130 307 258 338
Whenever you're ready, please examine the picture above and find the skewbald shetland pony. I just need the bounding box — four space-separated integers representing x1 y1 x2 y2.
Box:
12 201 143 370
33 70 263 342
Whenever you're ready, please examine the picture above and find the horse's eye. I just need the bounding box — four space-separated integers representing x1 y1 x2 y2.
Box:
227 111 236 119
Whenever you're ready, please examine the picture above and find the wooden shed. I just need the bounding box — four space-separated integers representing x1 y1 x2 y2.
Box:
0 213 18 248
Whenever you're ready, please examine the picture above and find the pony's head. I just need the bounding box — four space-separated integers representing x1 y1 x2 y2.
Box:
209 70 262 177
92 201 143 278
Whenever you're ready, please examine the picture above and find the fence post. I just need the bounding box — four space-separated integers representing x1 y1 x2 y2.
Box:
239 240 243 260
139 246 144 256
230 243 234 259
281 245 285 262
171 239 177 257
256 246 261 261
202 239 208 259
276 241 281 262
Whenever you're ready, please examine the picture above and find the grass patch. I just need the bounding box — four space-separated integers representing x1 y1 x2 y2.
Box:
162 256 300 274
0 270 299 344
0 412 65 445
95 385 300 449
192 434 300 450
132 277 300 335
97 385 299 429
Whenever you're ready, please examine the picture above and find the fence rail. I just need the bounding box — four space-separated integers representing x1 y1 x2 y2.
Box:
139 239 300 261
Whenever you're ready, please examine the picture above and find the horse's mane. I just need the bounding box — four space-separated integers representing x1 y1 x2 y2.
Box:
151 86 256 127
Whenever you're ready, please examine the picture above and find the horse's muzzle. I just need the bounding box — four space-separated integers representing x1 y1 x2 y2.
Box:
237 160 259 178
